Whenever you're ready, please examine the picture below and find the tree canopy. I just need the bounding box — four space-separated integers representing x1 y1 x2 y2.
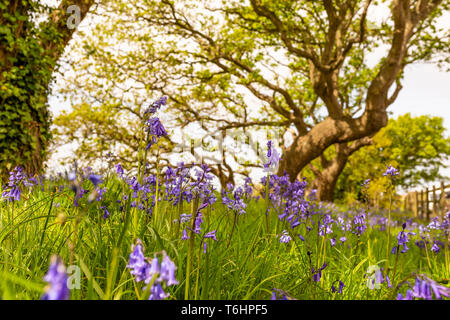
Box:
335 113 450 202
52 0 449 192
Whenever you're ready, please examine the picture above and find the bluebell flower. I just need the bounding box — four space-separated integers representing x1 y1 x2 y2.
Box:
158 252 179 286
149 282 169 300
279 230 291 243
88 174 102 186
264 140 280 172
312 262 327 282
146 117 167 137
330 238 336 247
145 96 168 115
271 288 288 300
383 164 399 177
397 290 414 300
331 280 345 293
397 275 450 300
115 164 124 177
100 206 110 219
68 172 77 181
181 229 189 240
204 230 218 241
127 240 179 300
41 256 70 300
431 242 440 253
127 241 149 282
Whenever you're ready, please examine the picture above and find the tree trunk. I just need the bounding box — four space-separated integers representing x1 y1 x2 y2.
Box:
0 1 95 180
309 137 372 202
210 162 235 191
278 115 382 180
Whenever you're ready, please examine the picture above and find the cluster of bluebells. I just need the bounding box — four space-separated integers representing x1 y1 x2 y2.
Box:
41 255 70 300
397 275 450 300
243 177 253 199
111 162 218 222
126 239 178 300
221 183 247 215
163 163 216 207
279 230 292 243
1 166 38 202
264 173 309 230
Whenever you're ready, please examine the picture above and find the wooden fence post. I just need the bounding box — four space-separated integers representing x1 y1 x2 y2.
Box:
414 191 418 218
420 190 424 219
440 181 445 219
432 185 437 216
425 187 430 221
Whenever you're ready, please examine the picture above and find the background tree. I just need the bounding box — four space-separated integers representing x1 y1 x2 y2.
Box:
52 0 449 194
335 113 450 202
0 0 95 180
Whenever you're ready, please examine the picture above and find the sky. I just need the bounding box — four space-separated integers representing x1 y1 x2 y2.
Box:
386 63 450 190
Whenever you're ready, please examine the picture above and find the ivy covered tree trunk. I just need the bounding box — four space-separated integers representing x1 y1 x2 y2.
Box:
0 0 95 180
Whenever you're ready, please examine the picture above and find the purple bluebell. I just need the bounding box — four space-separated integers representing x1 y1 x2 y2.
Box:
271 288 288 300
312 262 327 282
88 174 102 186
264 140 280 172
145 96 168 115
100 206 110 219
397 275 450 300
41 256 70 300
431 242 440 253
204 230 218 241
181 229 189 240
383 164 399 177
115 164 124 177
146 118 167 138
148 282 169 300
279 230 292 243
158 252 179 286
330 238 336 247
127 241 149 282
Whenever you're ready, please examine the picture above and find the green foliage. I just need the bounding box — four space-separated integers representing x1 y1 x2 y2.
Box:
335 114 450 201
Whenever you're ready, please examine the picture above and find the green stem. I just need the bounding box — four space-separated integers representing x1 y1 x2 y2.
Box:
185 200 199 300
227 211 238 248
385 183 393 273
265 173 270 235
154 156 159 228
194 242 202 300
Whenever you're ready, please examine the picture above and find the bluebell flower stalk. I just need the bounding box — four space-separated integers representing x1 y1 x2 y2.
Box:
384 165 399 274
